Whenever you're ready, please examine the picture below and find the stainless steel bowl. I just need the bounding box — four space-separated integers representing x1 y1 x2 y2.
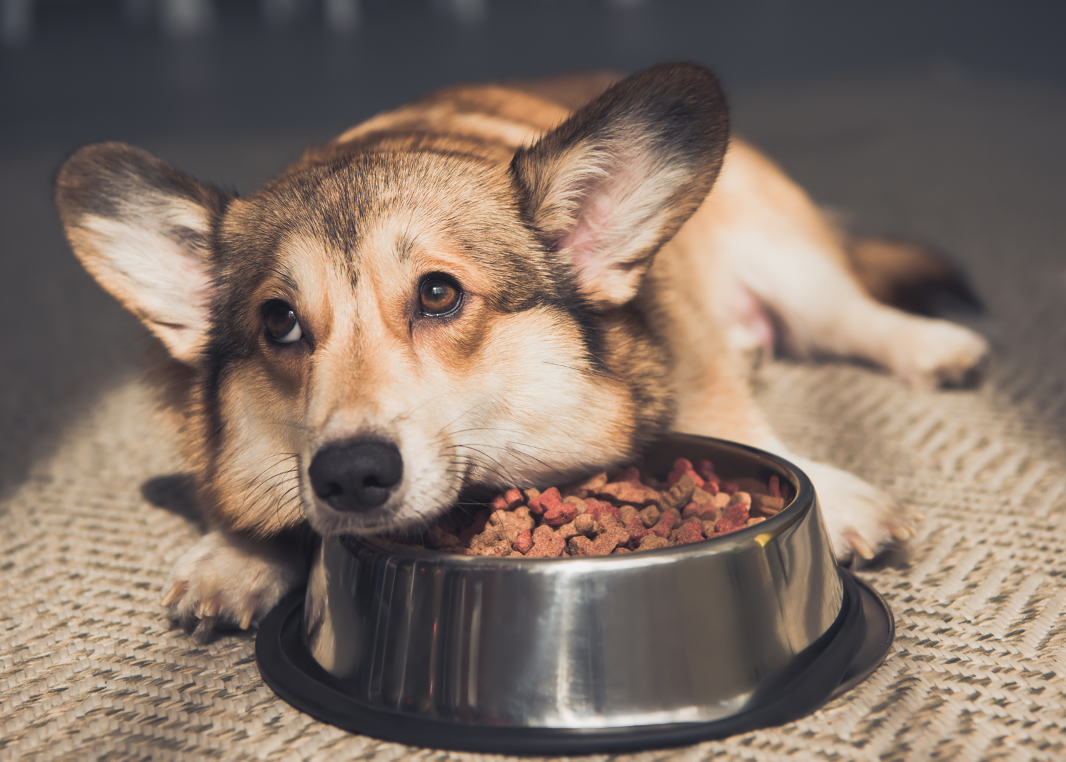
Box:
257 434 893 753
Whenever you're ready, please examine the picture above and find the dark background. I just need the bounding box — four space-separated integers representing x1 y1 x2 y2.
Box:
2 0 1065 498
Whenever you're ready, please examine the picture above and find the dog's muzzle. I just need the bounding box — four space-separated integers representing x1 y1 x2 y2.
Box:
308 439 404 513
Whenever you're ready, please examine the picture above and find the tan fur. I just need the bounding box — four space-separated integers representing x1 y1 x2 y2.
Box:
54 64 988 632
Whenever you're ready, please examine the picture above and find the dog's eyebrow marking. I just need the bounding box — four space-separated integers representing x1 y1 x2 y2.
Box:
266 264 301 296
395 232 417 262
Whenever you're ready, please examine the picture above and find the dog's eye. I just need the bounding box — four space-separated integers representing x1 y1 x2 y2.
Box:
262 300 303 344
419 275 463 317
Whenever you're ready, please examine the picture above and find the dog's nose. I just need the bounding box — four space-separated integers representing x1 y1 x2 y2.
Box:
308 439 404 513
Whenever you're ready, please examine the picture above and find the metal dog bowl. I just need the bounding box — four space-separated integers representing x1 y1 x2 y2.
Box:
257 434 893 753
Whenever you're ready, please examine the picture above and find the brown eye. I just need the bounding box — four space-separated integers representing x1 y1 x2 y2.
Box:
262 300 303 344
419 275 463 317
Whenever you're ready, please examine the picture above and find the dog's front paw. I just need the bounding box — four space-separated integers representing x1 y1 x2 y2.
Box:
793 459 918 564
891 318 989 388
162 530 308 641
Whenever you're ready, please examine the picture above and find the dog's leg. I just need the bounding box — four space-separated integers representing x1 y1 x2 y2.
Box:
660 204 916 564
162 530 308 640
706 141 989 387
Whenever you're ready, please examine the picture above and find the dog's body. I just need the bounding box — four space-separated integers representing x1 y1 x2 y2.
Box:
55 64 988 633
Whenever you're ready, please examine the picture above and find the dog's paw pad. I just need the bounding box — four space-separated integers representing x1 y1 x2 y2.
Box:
163 530 307 639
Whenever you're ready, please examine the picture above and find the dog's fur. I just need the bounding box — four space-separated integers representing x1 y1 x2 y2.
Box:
54 64 988 633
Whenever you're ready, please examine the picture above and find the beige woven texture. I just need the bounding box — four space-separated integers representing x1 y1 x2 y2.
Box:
2 71 1065 760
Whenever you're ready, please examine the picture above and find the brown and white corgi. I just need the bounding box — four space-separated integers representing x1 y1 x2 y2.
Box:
54 63 988 635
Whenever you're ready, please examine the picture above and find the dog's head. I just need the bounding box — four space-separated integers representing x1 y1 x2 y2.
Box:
54 64 729 538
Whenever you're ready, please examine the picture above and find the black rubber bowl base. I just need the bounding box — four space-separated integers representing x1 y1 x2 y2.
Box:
256 571 892 755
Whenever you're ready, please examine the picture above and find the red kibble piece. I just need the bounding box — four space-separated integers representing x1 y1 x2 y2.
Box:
491 488 525 511
721 481 739 495
542 500 578 527
726 501 750 524
624 517 648 547
650 509 679 538
666 457 705 487
714 516 746 536
696 459 717 483
512 528 533 554
675 520 705 545
585 499 622 522
528 486 561 516
708 499 751 538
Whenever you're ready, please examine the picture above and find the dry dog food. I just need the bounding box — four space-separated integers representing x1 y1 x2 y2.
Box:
397 458 790 557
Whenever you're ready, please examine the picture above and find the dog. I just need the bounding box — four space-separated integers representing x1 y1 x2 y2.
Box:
54 63 988 635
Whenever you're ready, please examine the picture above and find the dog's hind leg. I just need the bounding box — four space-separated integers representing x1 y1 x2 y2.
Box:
670 354 917 565
704 140 989 388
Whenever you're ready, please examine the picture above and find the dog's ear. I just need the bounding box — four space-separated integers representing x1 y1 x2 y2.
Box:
55 143 226 366
511 63 730 307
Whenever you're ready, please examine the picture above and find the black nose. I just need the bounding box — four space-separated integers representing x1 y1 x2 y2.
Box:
308 439 404 513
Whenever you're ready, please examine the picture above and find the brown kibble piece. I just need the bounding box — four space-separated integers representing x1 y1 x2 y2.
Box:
674 520 705 545
574 513 597 536
591 523 629 555
658 472 698 511
527 525 566 557
555 520 580 540
561 471 608 499
638 535 671 551
562 496 588 514
752 494 785 516
567 535 594 556
426 525 459 550
734 478 769 496
638 505 661 528
682 501 719 521
596 480 661 507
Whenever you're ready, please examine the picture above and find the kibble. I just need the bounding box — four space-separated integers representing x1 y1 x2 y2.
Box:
395 457 791 557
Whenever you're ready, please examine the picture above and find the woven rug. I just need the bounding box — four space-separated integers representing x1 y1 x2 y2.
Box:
2 68 1065 760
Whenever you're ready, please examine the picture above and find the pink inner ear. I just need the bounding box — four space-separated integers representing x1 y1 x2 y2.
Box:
554 168 636 291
